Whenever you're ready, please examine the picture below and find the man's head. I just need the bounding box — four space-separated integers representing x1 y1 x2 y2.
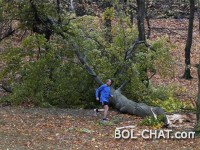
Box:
106 79 112 86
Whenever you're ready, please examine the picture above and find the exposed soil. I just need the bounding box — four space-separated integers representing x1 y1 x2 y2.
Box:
0 107 199 150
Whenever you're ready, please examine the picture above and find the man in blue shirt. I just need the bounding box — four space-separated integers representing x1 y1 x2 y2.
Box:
94 79 113 122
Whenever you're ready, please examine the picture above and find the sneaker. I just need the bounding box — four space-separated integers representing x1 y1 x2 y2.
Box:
102 118 108 123
93 108 99 116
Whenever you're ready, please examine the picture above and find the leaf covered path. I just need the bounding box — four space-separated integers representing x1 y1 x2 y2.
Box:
0 107 199 150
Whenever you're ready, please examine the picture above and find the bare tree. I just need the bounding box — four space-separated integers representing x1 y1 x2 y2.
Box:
136 0 150 87
136 0 146 41
182 0 194 79
103 0 113 43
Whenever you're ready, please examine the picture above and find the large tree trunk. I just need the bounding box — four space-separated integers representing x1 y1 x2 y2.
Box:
103 1 112 43
136 0 149 87
145 0 151 39
75 0 86 16
182 0 194 79
136 0 146 41
195 64 200 133
111 88 169 125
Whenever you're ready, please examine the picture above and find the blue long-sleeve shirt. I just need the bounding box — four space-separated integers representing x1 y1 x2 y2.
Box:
95 84 112 102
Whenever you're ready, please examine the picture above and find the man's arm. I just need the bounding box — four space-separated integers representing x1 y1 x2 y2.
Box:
95 84 105 100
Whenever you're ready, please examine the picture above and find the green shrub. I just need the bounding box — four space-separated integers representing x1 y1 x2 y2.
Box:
142 84 194 113
147 85 173 101
0 12 175 109
140 115 165 129
150 97 182 113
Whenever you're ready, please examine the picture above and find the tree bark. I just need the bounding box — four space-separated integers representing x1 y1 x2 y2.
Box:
0 84 12 93
30 0 52 40
136 0 146 41
0 27 15 41
73 48 103 86
56 0 61 23
104 1 112 43
111 89 169 125
145 0 151 39
136 0 149 87
182 0 194 79
75 0 86 16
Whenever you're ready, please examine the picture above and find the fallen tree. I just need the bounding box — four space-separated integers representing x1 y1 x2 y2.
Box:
73 46 169 125
0 0 170 125
112 88 169 125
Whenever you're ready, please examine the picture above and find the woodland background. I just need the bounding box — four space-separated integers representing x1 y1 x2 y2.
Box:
0 0 200 149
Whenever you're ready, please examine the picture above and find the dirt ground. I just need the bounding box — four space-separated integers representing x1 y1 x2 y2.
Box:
0 107 199 150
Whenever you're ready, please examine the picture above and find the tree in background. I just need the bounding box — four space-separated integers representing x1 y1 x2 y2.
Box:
136 0 145 41
182 0 194 79
102 0 113 43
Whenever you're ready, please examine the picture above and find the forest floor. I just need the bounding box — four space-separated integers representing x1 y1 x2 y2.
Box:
149 18 200 105
0 107 199 150
0 19 200 149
